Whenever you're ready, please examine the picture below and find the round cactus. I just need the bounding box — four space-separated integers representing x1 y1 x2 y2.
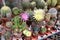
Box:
33 9 45 21
1 6 11 17
36 0 46 8
22 1 31 9
30 1 36 9
12 7 19 15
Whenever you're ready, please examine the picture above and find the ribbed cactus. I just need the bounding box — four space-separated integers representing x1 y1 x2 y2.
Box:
47 0 57 7
1 6 11 17
22 1 31 9
12 7 19 15
36 0 46 8
12 16 26 32
30 1 36 8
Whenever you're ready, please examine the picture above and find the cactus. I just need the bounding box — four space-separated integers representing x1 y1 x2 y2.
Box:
4 32 11 39
12 16 26 32
12 7 19 15
33 9 45 21
30 1 36 8
47 0 57 7
6 21 13 28
22 1 31 9
23 29 31 37
36 0 46 8
1 6 11 17
18 22 26 32
41 26 47 33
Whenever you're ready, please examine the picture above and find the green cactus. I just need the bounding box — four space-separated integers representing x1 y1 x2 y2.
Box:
47 0 57 7
12 16 26 32
19 22 26 31
4 32 11 39
1 6 11 17
36 0 46 8
12 7 19 15
22 1 31 9
30 1 36 9
41 27 47 33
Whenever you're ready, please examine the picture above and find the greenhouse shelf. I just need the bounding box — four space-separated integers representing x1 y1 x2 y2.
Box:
38 30 60 40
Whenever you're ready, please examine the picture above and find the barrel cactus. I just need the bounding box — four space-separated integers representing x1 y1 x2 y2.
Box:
1 6 11 17
36 0 46 8
12 7 19 15
47 0 57 7
30 1 36 9
22 1 31 9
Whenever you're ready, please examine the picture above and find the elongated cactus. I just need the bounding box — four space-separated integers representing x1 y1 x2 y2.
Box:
1 6 11 17
12 16 26 32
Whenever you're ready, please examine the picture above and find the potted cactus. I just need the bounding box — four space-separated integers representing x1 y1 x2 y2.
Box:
1 6 11 17
21 0 31 10
47 0 57 8
3 31 11 40
36 0 46 8
30 9 45 35
12 7 19 15
6 21 13 30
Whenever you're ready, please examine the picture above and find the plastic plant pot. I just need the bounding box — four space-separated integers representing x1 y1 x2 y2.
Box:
31 35 38 40
46 31 51 35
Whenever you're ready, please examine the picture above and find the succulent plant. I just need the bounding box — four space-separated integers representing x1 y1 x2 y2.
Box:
36 0 46 8
12 16 26 32
22 1 31 9
6 21 13 28
47 0 57 7
18 22 26 32
1 6 11 17
23 29 31 37
33 9 45 21
57 0 60 4
45 13 51 21
12 7 19 15
30 1 36 8
41 26 47 33
3 32 11 39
